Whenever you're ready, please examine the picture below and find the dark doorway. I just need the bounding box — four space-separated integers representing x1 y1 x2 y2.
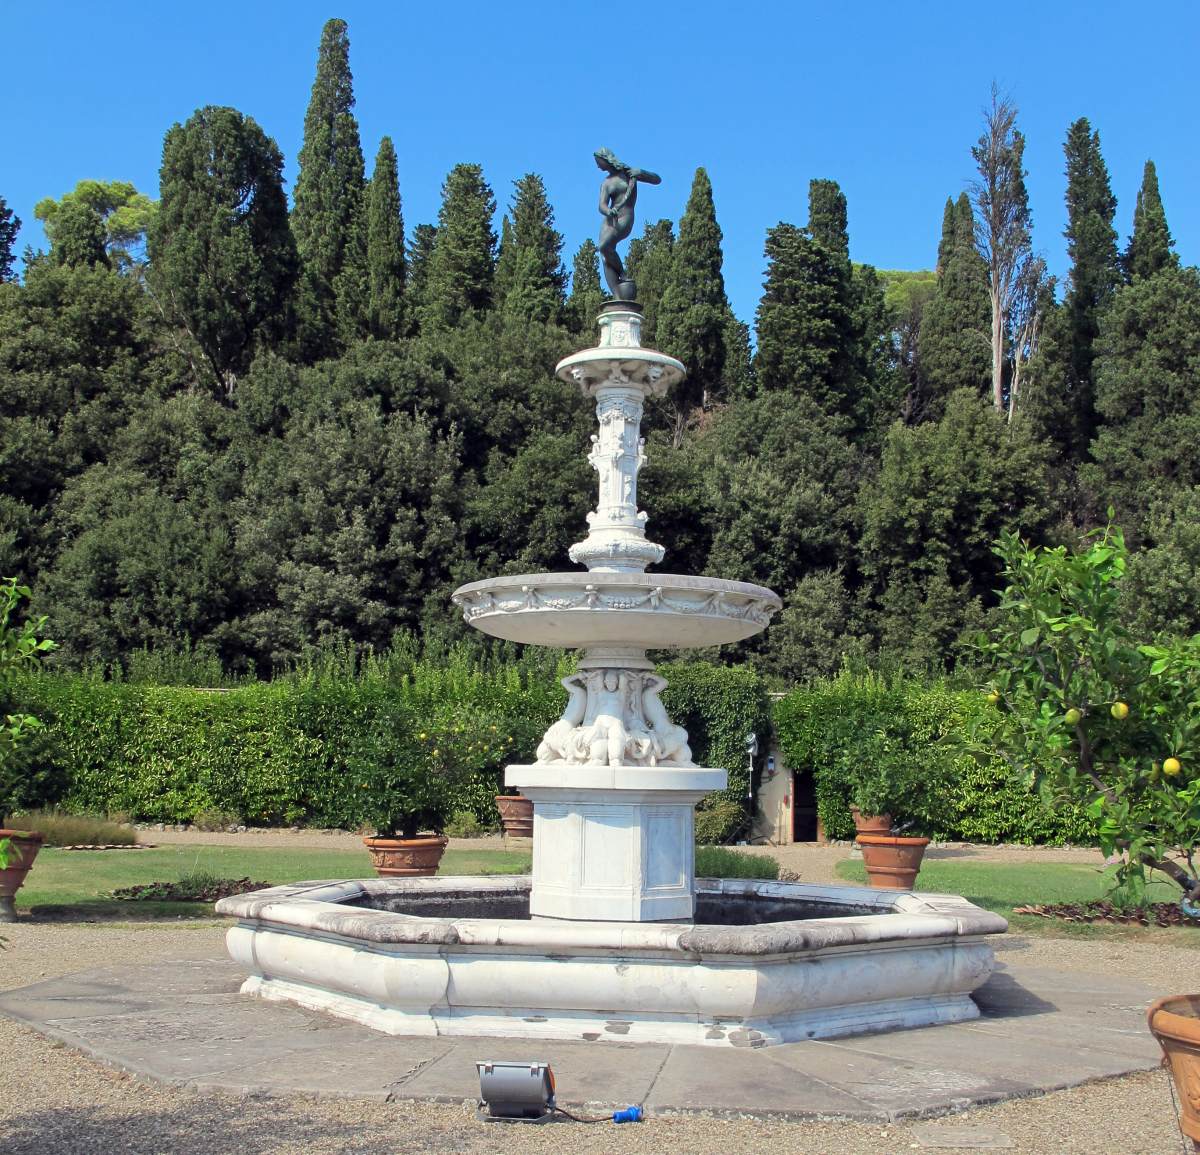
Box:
792 768 818 841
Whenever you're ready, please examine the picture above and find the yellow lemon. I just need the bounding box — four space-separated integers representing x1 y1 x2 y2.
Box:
1163 757 1182 777
1110 702 1129 720
986 692 1000 705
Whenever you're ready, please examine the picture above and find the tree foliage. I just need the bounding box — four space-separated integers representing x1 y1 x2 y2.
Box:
1125 160 1177 282
35 180 157 270
292 18 367 356
421 163 496 329
365 136 405 340
979 527 1200 905
148 105 297 397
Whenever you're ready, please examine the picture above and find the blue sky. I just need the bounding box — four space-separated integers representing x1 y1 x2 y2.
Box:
6 1 1197 324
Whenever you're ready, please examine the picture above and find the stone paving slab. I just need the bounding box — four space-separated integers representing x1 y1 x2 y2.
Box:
0 957 1166 1122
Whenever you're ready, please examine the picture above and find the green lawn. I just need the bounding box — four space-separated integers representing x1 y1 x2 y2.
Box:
836 857 1199 944
17 845 532 920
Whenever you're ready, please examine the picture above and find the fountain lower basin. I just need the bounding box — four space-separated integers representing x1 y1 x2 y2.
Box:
216 876 1006 1047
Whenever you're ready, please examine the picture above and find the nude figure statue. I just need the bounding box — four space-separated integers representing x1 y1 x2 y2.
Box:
595 148 661 301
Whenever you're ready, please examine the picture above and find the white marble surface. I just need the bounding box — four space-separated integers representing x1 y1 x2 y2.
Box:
218 878 1006 1047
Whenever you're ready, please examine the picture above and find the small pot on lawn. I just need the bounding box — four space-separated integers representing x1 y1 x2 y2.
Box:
494 794 533 839
0 829 44 922
856 833 930 890
849 806 892 836
1148 994 1200 1151
363 834 449 878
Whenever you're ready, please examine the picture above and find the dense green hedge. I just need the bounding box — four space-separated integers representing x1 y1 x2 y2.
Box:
10 659 770 830
773 673 1098 844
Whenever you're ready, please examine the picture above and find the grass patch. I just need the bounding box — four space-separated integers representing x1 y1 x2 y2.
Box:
8 810 137 846
695 845 779 880
835 857 1200 945
17 844 533 920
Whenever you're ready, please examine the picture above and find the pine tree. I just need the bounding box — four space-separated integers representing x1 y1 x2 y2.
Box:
499 173 566 324
0 196 18 281
565 239 603 337
292 18 367 356
657 167 729 427
404 223 437 330
1060 117 1119 454
916 193 991 418
148 105 298 398
366 136 405 340
624 219 673 345
1125 160 1177 282
421 163 496 330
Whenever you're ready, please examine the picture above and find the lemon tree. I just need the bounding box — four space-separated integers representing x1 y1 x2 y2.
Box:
978 526 1200 910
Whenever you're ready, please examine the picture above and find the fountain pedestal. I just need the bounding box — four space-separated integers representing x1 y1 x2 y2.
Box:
509 763 726 921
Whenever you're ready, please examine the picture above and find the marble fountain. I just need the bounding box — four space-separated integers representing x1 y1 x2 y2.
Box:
217 159 1005 1045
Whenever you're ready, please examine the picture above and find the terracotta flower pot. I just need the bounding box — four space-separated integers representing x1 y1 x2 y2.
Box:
0 829 44 922
1148 993 1200 1149
362 834 448 878
856 833 930 890
495 794 534 839
849 807 893 836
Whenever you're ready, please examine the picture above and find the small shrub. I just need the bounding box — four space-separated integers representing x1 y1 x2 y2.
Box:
444 809 485 838
11 809 137 846
191 809 241 832
693 798 744 844
694 845 779 880
112 872 271 902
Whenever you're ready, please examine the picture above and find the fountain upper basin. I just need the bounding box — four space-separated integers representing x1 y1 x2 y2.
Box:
451 572 782 648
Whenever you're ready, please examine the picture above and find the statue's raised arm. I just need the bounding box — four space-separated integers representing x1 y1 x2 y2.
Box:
594 148 661 301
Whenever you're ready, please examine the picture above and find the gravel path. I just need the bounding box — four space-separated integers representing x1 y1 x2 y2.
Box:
0 838 1193 1153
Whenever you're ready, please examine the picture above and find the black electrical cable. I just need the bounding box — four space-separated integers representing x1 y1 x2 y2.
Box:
551 1105 611 1124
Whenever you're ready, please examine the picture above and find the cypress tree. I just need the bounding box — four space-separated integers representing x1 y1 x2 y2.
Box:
753 179 857 417
148 105 298 398
916 193 991 418
366 136 405 340
807 178 849 257
0 196 18 281
657 167 729 419
499 173 566 324
50 199 109 268
624 219 674 345
421 163 496 329
493 215 515 305
1125 160 1177 281
292 18 367 356
1061 117 1119 454
565 239 603 337
405 223 437 330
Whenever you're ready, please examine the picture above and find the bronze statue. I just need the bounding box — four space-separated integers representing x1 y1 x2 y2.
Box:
595 148 661 301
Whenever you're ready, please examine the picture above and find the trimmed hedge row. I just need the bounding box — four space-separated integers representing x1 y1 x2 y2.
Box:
773 673 1098 845
10 659 772 830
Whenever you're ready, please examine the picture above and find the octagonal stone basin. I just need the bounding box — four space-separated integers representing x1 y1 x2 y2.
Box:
217 876 1006 1047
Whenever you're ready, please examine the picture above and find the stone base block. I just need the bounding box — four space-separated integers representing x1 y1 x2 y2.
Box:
506 763 727 922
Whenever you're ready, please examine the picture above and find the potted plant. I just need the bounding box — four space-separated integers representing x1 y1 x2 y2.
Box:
494 791 533 839
842 701 955 890
1148 994 1200 1149
0 578 58 921
352 701 480 878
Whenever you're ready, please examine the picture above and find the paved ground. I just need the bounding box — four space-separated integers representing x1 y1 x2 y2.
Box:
0 838 1193 1153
